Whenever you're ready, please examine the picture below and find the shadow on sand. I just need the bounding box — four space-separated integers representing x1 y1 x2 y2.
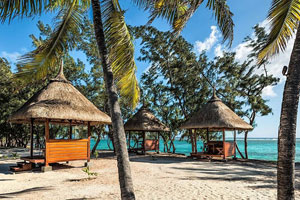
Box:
126 151 300 191
0 160 84 174
0 186 52 198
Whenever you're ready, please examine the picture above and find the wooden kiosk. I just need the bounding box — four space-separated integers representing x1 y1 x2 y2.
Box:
124 106 170 154
8 62 111 172
181 90 253 160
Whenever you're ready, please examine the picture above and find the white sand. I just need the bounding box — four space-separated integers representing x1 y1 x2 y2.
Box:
0 153 299 199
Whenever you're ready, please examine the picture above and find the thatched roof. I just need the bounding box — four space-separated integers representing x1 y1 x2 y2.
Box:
181 91 253 130
124 106 170 132
9 62 111 126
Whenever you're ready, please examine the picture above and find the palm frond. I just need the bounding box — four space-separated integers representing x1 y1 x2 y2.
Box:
131 0 154 9
16 2 85 82
0 0 89 23
0 0 49 22
132 0 234 45
102 0 140 109
148 0 189 34
258 0 300 63
206 0 234 46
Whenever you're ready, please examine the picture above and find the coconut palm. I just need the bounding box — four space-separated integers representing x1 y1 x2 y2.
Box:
258 1 300 199
0 0 234 199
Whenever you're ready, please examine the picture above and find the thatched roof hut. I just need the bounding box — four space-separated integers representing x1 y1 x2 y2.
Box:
181 91 253 130
124 106 170 132
9 62 111 126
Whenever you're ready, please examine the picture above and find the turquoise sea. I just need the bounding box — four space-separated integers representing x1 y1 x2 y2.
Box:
90 138 300 162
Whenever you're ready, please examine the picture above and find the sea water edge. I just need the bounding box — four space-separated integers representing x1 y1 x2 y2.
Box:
90 138 300 162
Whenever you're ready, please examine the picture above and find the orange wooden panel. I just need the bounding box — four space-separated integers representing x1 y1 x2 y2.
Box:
46 139 88 163
144 139 159 151
224 142 235 157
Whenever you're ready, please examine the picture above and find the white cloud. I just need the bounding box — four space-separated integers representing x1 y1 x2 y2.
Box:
224 19 293 97
262 85 277 97
259 19 270 31
194 26 219 54
192 19 293 98
21 48 28 53
214 44 223 57
265 38 293 82
234 41 252 63
0 51 21 63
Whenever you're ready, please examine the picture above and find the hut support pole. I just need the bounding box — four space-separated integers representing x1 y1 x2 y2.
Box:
157 132 160 153
206 128 209 143
222 129 225 159
30 118 34 158
193 129 197 153
128 132 131 150
190 129 194 153
45 119 50 166
143 131 146 154
69 120 72 139
87 122 91 162
234 130 237 160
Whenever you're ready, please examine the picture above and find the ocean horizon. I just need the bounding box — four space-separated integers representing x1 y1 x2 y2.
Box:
91 138 300 162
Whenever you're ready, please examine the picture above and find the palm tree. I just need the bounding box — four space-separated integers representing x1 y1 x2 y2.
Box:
258 1 300 199
0 0 234 199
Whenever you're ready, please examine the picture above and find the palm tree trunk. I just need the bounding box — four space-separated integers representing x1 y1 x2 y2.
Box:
244 131 248 159
277 26 300 200
91 0 135 199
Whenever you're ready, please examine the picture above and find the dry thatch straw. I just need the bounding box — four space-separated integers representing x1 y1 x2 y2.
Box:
124 106 170 132
181 91 253 130
9 62 111 126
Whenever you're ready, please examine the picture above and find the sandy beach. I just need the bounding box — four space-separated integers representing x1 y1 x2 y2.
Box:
0 152 299 200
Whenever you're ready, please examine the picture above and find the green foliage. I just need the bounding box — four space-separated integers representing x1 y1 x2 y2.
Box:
0 58 39 147
133 26 211 152
0 20 109 147
134 25 278 152
11 152 19 159
94 150 99 159
82 166 98 178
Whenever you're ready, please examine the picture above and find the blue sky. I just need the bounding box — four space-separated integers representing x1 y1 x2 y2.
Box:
0 0 297 138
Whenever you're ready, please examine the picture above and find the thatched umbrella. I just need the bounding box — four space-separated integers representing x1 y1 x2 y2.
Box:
181 90 252 159
9 63 111 126
124 106 170 153
8 61 111 168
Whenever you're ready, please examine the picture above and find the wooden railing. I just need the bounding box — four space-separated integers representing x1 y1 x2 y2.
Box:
45 139 89 164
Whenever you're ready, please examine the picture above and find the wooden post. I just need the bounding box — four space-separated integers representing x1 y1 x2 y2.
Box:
234 129 237 159
157 132 160 152
206 128 209 142
128 132 131 150
45 119 50 166
69 120 72 139
30 118 34 158
194 129 197 153
222 129 225 159
36 129 40 148
87 122 91 162
189 129 194 153
143 131 146 154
